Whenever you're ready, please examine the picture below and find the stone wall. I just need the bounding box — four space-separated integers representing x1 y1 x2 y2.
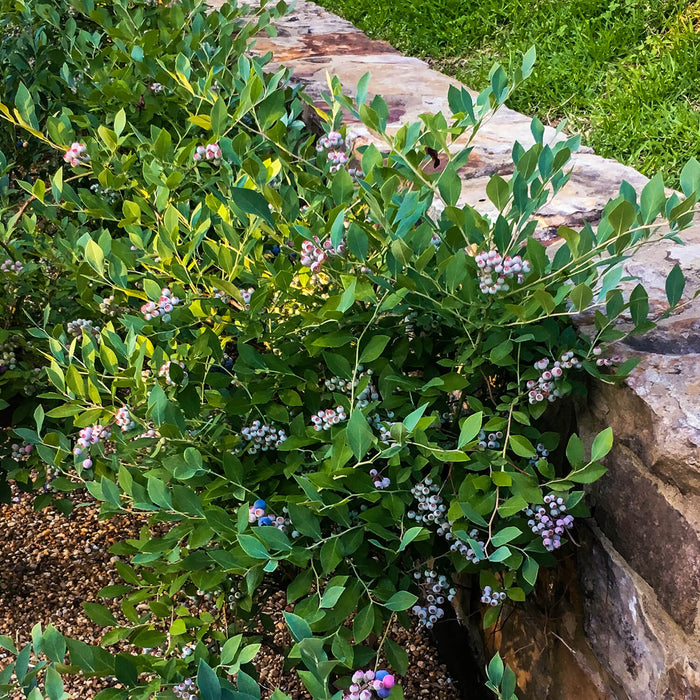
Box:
227 1 700 696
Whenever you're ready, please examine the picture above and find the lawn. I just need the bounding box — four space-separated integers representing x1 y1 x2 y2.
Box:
314 0 700 186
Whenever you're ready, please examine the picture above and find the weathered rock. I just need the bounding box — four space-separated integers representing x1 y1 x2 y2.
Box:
577 420 700 631
472 558 627 700
578 525 700 699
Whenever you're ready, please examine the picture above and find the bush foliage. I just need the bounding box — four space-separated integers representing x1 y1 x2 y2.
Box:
0 0 697 698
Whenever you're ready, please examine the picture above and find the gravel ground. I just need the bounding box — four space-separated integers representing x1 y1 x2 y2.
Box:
0 486 462 699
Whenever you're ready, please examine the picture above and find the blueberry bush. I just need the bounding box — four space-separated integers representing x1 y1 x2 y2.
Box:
0 0 697 697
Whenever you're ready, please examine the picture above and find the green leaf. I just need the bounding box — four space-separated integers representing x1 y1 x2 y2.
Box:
147 477 172 509
220 635 243 665
491 526 521 547
238 534 271 560
565 433 585 468
522 556 539 587
286 504 321 540
82 602 118 627
569 462 607 483
569 283 593 312
42 626 65 663
231 187 273 226
284 612 312 642
501 665 517 699
590 427 613 462
320 585 345 608
338 278 357 313
45 666 64 700
403 403 429 432
640 173 666 224
211 96 229 135
666 263 685 307
488 546 512 562
384 638 409 674
114 109 126 137
487 652 504 686
359 335 390 363
384 591 417 611
352 604 375 643
680 158 700 197
458 411 483 448
509 435 536 458
347 409 373 460
437 163 461 206
397 526 426 552
629 283 649 327
115 654 138 686
486 174 510 210
197 659 222 700
15 82 39 129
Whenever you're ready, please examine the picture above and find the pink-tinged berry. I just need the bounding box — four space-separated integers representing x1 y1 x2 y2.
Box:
193 142 221 164
0 259 23 273
63 142 89 167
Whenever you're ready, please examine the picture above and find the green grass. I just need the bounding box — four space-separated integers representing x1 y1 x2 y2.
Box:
314 0 700 186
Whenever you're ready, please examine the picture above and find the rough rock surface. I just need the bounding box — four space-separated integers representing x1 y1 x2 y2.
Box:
230 1 700 698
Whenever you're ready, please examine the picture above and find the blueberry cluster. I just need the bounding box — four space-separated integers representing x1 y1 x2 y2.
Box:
478 430 503 450
300 236 346 274
475 250 531 294
408 480 484 562
99 295 125 317
1 259 22 273
310 406 347 431
593 346 621 367
141 287 180 321
411 569 455 630
74 424 111 469
481 585 506 607
173 678 198 699
134 425 158 440
524 494 574 551
239 287 254 309
527 352 581 404
0 343 17 373
63 142 90 167
67 318 101 340
239 420 287 454
248 499 289 531
211 288 230 302
192 142 221 163
344 669 396 700
158 360 186 386
369 468 390 489
115 406 135 432
324 367 374 396
369 412 396 445
528 442 550 466
408 478 446 525
316 131 350 174
89 182 119 205
10 442 33 462
356 381 379 409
